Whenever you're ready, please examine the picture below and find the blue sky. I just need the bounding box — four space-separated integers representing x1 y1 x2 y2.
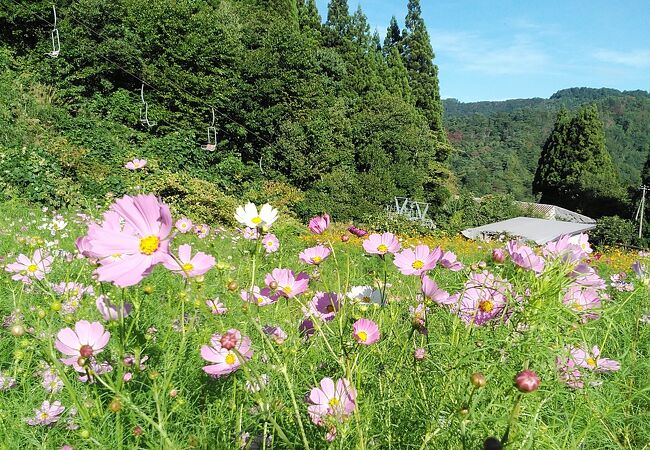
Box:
315 0 650 102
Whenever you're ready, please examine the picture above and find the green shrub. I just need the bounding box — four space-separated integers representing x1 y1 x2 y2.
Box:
591 215 637 247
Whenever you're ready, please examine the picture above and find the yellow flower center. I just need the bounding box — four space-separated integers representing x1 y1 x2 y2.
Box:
573 303 583 311
139 236 160 255
252 216 262 225
257 297 264 304
39 412 49 420
283 286 292 294
181 223 187 229
377 244 388 253
312 256 322 264
225 353 237 365
181 263 194 272
328 397 340 407
266 240 274 247
412 260 424 270
479 300 494 313
586 358 596 368
356 331 368 342
27 264 38 273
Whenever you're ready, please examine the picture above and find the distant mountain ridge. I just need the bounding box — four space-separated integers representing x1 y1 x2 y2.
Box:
444 87 650 118
443 87 650 201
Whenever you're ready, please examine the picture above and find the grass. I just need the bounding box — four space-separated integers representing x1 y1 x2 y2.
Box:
0 198 648 450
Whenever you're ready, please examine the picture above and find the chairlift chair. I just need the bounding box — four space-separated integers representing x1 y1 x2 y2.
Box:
201 108 217 151
139 84 156 128
47 6 60 57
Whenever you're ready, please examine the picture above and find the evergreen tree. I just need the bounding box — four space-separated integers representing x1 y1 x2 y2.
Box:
298 0 322 33
385 46 412 102
383 16 401 54
349 5 371 49
533 105 625 216
642 145 650 187
400 0 447 146
326 0 350 38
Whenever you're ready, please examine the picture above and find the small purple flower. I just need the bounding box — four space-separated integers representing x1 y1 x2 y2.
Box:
305 292 341 321
26 400 65 426
206 299 228 315
263 325 288 344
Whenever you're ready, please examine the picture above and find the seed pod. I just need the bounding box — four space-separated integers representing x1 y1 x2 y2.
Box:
10 324 25 337
470 372 487 388
227 281 238 291
109 398 122 413
143 285 154 295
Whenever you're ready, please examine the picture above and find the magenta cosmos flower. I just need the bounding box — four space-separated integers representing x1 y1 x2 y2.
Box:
55 320 110 372
306 292 341 321
421 275 455 305
362 232 401 256
163 244 215 278
506 241 545 273
456 277 508 326
394 245 442 276
262 234 280 253
175 217 193 233
348 225 367 238
299 245 331 265
240 286 277 306
352 318 380 345
200 329 253 378
82 194 172 287
26 400 65 426
265 268 309 298
307 377 357 426
569 345 620 373
6 249 53 284
309 214 330 234
125 158 147 170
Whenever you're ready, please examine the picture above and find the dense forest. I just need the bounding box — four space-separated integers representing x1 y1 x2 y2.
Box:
0 0 453 222
445 88 650 201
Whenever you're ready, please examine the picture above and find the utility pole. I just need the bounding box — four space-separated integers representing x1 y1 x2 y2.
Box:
635 185 648 239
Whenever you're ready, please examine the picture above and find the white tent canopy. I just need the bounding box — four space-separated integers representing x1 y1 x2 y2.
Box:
461 217 597 245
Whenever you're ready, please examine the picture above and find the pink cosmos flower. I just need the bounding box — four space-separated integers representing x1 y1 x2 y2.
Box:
543 235 586 263
308 214 330 234
299 245 331 265
506 241 545 273
570 265 607 289
440 251 464 271
96 295 132 321
410 303 428 334
569 345 620 373
563 285 601 320
194 224 210 239
262 234 280 253
348 225 367 238
568 233 592 255
492 248 505 263
200 329 253 378
306 292 341 321
242 227 260 240
556 355 586 389
421 275 455 305
456 274 509 326
26 400 65 426
82 194 172 287
362 232 401 256
52 282 94 300
352 318 380 345
393 245 442 276
240 286 276 306
125 158 147 170
5 249 53 284
175 218 193 234
55 320 110 372
264 268 309 298
163 244 215 278
307 378 357 426
206 299 228 315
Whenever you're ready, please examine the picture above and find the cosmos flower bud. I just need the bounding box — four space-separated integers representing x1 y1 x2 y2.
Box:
414 347 426 361
470 372 486 388
11 324 25 337
269 281 279 290
514 370 540 393
227 281 238 291
341 234 350 242
492 249 505 263
133 426 143 437
77 357 88 367
143 285 154 295
109 398 122 413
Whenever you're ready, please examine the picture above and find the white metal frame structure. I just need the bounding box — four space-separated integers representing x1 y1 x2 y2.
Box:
139 84 156 128
47 6 60 57
201 108 217 151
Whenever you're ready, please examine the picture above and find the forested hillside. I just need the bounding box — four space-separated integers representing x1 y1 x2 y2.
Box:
444 89 650 200
0 0 452 221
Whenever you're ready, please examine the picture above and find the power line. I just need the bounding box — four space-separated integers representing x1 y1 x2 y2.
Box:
6 0 271 171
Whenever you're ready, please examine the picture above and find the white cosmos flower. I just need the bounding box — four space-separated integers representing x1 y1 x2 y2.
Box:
234 203 278 228
347 286 382 305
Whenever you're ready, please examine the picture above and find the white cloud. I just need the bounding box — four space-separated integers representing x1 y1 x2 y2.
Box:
430 30 551 75
593 49 650 68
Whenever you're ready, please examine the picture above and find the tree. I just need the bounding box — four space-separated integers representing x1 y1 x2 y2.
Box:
642 145 650 187
298 0 322 34
325 0 350 39
400 0 448 150
383 16 401 54
533 105 625 217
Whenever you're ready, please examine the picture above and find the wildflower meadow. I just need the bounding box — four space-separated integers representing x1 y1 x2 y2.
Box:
0 195 649 450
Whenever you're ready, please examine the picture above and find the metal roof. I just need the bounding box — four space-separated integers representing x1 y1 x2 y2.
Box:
461 217 597 245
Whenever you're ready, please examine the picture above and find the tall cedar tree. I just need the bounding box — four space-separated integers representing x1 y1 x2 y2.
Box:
298 0 322 33
384 16 402 54
326 0 350 41
642 145 650 187
401 0 448 150
534 105 624 216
